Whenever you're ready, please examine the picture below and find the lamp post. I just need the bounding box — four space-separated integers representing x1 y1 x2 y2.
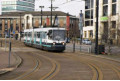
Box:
39 6 44 26
8 18 12 67
79 10 83 52
95 0 99 54
19 13 22 41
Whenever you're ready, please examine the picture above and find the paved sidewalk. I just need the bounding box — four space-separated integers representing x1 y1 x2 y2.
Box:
0 48 18 74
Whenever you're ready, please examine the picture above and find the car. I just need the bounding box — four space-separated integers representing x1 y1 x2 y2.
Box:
82 39 92 45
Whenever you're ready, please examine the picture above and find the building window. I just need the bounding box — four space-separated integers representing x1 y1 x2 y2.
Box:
91 20 93 26
112 0 116 3
103 0 108 4
89 30 93 38
112 4 116 15
85 10 90 19
85 0 90 9
91 0 94 8
85 21 90 26
112 21 116 28
112 0 117 15
84 31 87 38
91 9 93 19
112 33 116 39
103 5 108 16
85 0 94 27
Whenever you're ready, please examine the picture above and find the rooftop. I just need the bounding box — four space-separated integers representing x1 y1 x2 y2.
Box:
0 11 73 17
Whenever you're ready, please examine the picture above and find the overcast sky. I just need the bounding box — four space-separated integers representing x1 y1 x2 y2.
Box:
35 0 85 16
0 0 85 16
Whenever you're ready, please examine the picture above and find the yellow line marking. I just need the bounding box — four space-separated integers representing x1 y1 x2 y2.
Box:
33 52 60 80
55 53 103 80
13 54 37 80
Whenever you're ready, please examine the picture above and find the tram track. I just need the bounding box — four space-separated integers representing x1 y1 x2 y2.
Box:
12 53 41 80
57 53 103 80
11 51 60 80
74 53 120 79
63 52 120 80
14 57 40 80
33 52 60 80
34 50 102 80
81 55 120 79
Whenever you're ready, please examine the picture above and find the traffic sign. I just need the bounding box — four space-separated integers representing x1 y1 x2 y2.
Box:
13 30 15 34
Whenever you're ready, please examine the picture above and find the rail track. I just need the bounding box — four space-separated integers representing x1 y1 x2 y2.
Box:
12 51 60 80
61 52 120 80
51 53 103 80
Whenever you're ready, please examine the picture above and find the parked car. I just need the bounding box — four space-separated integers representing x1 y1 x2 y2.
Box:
82 39 92 45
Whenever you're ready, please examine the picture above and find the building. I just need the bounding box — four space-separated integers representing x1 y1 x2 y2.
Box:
0 11 79 39
84 0 120 45
1 0 35 14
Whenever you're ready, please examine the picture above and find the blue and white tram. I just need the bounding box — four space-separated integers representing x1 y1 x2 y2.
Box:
24 27 66 52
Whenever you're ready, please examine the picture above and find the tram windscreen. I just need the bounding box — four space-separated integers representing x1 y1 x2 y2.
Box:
53 30 65 41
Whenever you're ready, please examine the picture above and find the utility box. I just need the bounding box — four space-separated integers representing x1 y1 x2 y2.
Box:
98 45 105 54
91 43 95 53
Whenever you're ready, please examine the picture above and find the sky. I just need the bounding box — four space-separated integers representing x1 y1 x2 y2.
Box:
0 0 85 16
0 0 1 15
35 0 85 16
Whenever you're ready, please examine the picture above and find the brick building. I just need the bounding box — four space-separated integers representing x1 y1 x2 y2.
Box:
0 11 79 39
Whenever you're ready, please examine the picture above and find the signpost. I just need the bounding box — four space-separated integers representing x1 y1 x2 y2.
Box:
79 10 83 51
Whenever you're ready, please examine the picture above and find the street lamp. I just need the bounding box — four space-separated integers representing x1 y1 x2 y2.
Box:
95 0 99 54
8 18 12 67
19 13 22 41
39 6 44 26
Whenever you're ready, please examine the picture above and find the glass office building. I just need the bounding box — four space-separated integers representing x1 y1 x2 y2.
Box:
1 0 35 13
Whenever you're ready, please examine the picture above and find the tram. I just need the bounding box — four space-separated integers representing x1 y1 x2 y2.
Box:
24 27 66 52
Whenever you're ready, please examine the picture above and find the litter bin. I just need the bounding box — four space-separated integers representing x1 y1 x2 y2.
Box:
98 45 105 54
15 34 18 40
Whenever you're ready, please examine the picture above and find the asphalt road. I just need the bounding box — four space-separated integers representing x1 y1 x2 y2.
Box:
0 39 120 80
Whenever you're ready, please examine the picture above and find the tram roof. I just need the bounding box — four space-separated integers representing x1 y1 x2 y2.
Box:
24 27 65 32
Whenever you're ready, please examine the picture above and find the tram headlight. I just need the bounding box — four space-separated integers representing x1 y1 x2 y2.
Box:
53 42 56 45
62 42 65 45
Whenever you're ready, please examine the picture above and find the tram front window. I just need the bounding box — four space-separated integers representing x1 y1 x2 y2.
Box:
53 30 65 41
48 30 65 41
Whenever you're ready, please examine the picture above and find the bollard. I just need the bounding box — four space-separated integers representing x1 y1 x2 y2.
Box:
8 42 12 67
73 43 75 53
80 45 82 52
88 47 91 53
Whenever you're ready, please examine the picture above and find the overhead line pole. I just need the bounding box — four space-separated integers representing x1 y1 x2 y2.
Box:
51 0 53 26
19 13 22 41
95 0 99 54
39 6 44 26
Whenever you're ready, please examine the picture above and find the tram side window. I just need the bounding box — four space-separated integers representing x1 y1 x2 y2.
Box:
37 32 40 38
47 30 53 39
25 32 27 37
42 32 47 39
28 32 30 37
30 32 32 37
40 32 42 38
28 32 32 37
34 32 36 37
